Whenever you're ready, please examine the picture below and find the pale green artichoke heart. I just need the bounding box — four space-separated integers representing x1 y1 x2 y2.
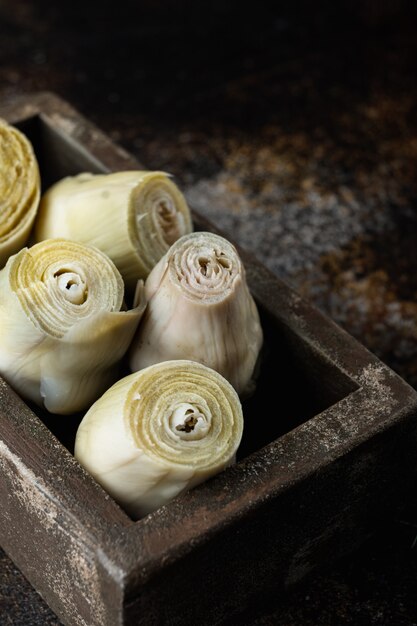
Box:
0 118 41 267
74 360 244 518
0 239 146 414
130 231 263 395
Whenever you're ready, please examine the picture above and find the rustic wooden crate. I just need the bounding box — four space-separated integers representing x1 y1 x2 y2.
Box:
0 92 416 626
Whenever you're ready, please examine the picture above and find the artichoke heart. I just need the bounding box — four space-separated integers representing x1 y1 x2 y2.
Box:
74 360 243 518
34 171 193 291
129 231 263 395
0 118 41 267
0 239 146 414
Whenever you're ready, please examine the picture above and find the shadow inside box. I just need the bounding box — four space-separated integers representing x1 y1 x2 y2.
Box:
238 306 358 460
16 113 110 190
16 111 358 474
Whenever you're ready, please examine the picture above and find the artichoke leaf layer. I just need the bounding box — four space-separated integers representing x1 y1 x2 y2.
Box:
75 360 244 518
0 239 146 414
130 231 263 395
0 118 41 267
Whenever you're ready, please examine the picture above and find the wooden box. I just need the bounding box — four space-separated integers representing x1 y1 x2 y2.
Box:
0 92 416 626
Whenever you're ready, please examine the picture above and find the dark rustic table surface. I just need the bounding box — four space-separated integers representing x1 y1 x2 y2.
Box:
1 1 417 624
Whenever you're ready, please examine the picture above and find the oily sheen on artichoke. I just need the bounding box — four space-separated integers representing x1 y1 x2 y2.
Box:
0 118 40 267
74 360 244 518
129 231 263 395
0 239 146 414
34 171 193 291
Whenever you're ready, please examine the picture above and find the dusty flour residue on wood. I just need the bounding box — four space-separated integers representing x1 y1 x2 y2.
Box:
0 440 58 531
357 363 396 412
298 364 396 454
0 441 109 626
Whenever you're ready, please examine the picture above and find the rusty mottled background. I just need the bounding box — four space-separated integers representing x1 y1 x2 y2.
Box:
1 0 417 624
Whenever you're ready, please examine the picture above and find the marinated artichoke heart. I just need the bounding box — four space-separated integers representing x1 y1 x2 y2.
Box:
0 118 40 267
130 231 263 395
34 171 193 291
74 360 244 518
0 239 146 414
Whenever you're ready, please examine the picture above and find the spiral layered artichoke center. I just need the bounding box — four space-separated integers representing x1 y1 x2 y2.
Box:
10 239 124 338
154 194 182 246
169 402 210 441
171 238 239 303
53 268 88 305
